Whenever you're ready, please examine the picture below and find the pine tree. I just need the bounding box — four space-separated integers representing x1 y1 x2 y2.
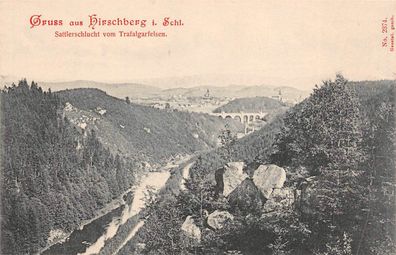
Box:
271 75 368 253
1 81 136 254
218 124 237 162
272 74 365 175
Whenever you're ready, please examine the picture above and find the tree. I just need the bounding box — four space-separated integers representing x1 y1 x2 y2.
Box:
271 74 365 175
355 83 396 254
139 194 189 254
1 81 136 254
218 125 237 162
270 75 368 253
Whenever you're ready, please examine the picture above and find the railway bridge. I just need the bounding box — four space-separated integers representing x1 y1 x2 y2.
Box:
211 111 268 124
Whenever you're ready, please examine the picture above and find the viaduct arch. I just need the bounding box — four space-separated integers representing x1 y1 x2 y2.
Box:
212 111 268 124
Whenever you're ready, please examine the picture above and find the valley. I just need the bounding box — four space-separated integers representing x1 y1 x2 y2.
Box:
0 77 395 255
42 155 187 255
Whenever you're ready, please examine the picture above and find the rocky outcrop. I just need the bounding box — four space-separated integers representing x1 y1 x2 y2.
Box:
181 216 201 242
207 210 234 230
253 164 286 199
214 162 292 216
135 243 146 254
262 187 295 213
228 179 265 214
221 162 248 197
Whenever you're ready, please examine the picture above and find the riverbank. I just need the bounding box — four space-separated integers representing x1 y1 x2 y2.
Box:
78 170 171 255
39 186 135 255
40 155 192 255
106 157 201 254
96 155 195 255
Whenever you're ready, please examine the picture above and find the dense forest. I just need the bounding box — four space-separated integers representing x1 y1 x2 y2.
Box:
58 88 242 164
0 77 394 255
0 80 136 254
129 76 395 255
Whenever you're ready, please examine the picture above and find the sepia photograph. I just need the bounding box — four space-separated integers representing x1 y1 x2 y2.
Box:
0 1 395 254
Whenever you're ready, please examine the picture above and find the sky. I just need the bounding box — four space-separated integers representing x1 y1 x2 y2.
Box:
0 0 395 90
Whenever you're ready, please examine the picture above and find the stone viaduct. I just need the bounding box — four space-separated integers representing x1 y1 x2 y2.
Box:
211 111 268 124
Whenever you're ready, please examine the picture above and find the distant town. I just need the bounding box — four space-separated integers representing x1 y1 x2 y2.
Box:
130 88 300 136
130 88 297 113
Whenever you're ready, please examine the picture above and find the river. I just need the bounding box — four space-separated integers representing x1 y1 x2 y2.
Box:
41 157 189 255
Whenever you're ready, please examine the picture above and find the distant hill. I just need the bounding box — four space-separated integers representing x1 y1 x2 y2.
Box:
40 80 161 99
32 79 310 102
161 85 246 98
162 85 309 101
57 88 242 166
213 96 287 113
234 85 308 102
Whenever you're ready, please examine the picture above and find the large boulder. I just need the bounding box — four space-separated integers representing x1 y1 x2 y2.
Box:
262 187 295 213
253 164 286 199
217 162 248 197
228 178 265 214
181 216 201 242
207 210 234 230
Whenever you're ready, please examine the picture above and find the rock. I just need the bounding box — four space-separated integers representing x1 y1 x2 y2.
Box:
207 210 234 230
64 102 75 112
95 107 107 115
78 122 87 130
135 243 146 253
228 178 265 214
222 162 248 197
253 164 286 199
225 250 243 254
142 162 151 171
262 187 295 213
181 216 201 241
47 229 67 244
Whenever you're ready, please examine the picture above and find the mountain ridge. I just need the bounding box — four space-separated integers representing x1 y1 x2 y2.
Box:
1 77 310 100
56 87 243 165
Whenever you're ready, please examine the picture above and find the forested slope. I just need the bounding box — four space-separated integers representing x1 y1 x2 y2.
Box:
131 77 395 255
0 81 136 254
58 88 242 165
0 81 242 254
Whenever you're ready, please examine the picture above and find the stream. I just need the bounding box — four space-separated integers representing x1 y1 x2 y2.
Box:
41 157 189 255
